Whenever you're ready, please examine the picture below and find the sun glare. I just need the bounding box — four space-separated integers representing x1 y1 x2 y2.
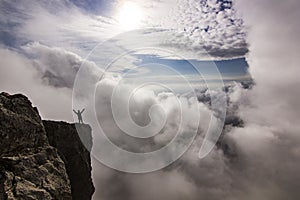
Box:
116 1 143 31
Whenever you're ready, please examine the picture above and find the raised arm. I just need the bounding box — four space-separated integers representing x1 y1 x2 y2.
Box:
80 108 85 114
73 109 77 114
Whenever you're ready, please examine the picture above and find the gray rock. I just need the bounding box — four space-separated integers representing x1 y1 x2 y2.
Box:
0 92 47 157
0 92 71 199
43 121 94 200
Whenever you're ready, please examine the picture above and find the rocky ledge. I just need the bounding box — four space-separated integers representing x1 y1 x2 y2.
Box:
0 92 94 200
43 121 94 200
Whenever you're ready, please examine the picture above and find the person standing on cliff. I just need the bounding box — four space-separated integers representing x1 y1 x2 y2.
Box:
73 108 85 124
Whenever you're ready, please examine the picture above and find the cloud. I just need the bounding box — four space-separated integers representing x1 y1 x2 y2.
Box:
79 76 217 156
0 47 73 121
218 0 300 199
111 0 248 60
22 42 82 88
0 0 120 56
161 0 248 59
0 0 247 60
90 0 300 198
0 43 101 121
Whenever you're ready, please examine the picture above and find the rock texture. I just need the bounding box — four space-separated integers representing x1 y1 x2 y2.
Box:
0 92 94 200
43 121 94 200
0 92 71 199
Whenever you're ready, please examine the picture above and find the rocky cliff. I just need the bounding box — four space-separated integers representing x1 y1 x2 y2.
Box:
0 92 94 200
43 121 94 200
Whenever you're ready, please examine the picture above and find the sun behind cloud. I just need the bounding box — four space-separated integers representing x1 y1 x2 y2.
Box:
116 1 144 31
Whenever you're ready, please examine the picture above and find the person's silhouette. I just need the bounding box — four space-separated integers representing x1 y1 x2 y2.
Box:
73 108 85 124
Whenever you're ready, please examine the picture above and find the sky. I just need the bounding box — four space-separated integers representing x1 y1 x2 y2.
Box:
1 0 300 200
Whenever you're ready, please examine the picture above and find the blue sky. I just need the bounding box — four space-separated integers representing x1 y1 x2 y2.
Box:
135 54 249 77
115 54 250 93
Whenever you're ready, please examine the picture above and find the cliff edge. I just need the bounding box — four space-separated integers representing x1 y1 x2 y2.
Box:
43 121 94 200
0 92 94 200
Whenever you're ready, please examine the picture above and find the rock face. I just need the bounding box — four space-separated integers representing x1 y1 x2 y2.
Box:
0 92 94 200
0 92 72 199
43 121 94 200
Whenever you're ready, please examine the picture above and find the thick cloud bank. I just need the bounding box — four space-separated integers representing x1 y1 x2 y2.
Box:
0 43 94 121
91 1 300 200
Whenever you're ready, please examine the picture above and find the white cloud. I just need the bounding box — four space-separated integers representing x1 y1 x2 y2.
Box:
89 0 300 198
0 0 247 60
161 0 248 59
0 0 121 56
0 43 101 121
0 47 73 121
217 0 300 199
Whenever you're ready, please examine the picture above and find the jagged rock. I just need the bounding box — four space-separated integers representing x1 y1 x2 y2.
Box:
43 121 94 200
0 92 72 199
1 147 71 200
0 92 47 157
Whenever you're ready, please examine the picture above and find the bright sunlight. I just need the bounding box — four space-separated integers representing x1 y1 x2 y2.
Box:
116 1 144 31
